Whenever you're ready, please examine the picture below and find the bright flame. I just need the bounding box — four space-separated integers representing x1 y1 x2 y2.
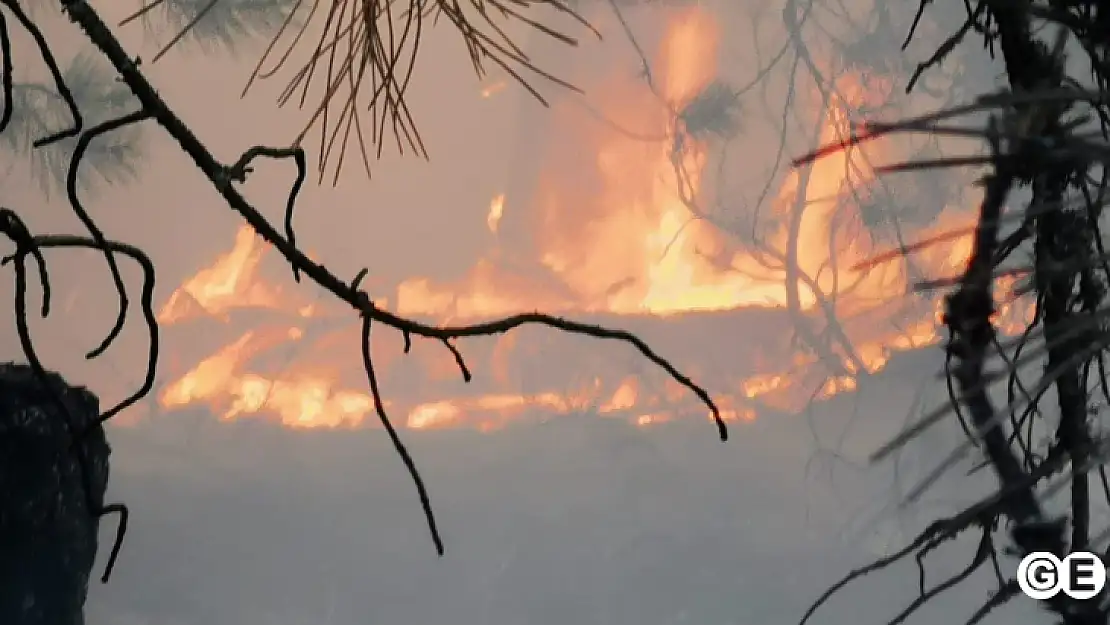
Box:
487 193 505 233
160 327 378 428
152 7 1036 432
159 225 306 324
530 10 778 316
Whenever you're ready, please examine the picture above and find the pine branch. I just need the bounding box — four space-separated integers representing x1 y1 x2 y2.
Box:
0 0 726 572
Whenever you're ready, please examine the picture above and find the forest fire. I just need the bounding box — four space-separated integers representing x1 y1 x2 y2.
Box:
155 7 1032 431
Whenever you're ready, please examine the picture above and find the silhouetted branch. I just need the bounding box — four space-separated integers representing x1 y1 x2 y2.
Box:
0 9 11 135
0 210 161 589
966 580 1021 624
0 0 726 574
360 314 442 553
798 0 1110 621
223 144 307 280
2 0 81 146
65 110 153 360
0 215 162 426
888 527 994 625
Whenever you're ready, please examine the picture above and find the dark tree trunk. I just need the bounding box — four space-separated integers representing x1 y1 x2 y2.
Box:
0 363 110 625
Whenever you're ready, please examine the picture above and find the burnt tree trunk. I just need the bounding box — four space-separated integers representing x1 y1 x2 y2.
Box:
0 363 110 625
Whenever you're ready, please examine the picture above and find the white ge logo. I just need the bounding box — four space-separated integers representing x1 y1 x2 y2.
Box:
1017 552 1107 600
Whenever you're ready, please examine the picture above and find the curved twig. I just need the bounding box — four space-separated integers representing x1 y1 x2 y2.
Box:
2 0 81 146
360 312 442 554
224 144 308 281
65 110 153 359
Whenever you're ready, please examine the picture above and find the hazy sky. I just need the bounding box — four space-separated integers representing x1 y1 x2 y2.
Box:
1 0 1058 623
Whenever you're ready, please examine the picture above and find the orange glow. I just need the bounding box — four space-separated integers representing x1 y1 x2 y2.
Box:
151 7 1035 431
481 81 507 98
158 225 316 324
487 193 505 233
160 327 378 428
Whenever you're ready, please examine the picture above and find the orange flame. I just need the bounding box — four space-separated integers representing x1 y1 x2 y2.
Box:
160 326 379 428
158 226 317 324
487 193 505 233
152 7 1034 431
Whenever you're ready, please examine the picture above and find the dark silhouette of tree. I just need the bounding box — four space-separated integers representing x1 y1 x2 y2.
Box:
796 1 1110 623
0 363 111 625
0 1 727 623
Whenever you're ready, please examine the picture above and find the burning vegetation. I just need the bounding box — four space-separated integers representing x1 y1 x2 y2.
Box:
6 0 1110 623
151 7 1030 434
